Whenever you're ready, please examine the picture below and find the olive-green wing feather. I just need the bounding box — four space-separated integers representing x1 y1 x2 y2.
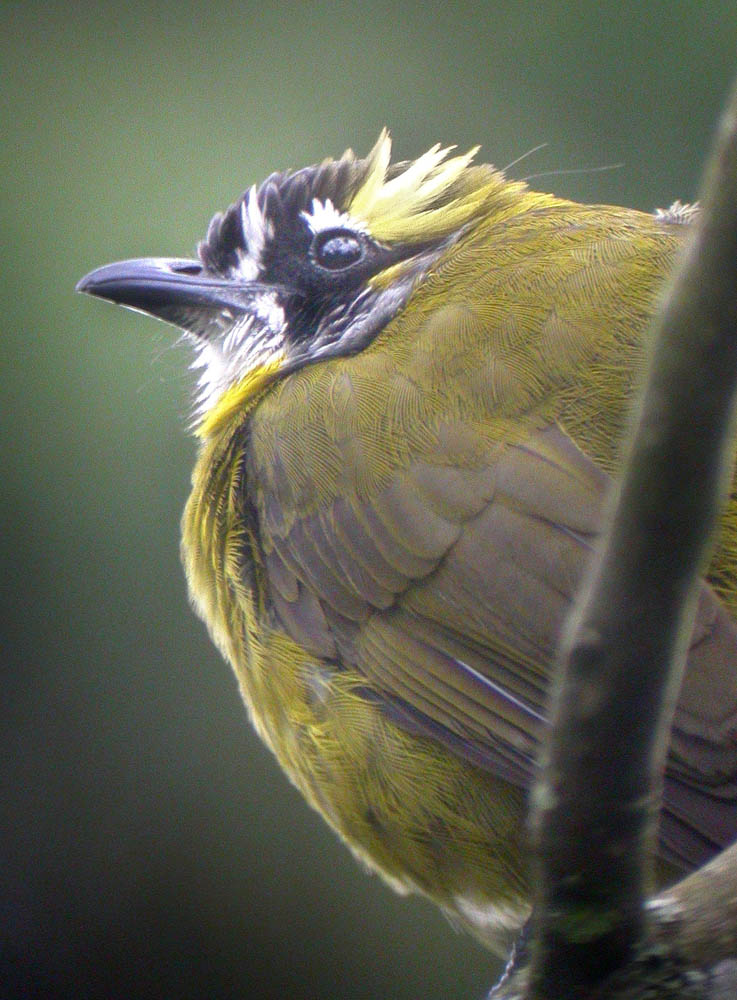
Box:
245 211 737 869
255 415 737 868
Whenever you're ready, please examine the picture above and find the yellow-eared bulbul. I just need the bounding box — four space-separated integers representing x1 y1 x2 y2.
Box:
77 133 737 955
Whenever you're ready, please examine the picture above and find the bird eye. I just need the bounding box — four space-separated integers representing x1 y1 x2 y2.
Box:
312 228 365 271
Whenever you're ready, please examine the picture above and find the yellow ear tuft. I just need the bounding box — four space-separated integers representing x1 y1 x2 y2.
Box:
349 128 393 220
348 132 495 243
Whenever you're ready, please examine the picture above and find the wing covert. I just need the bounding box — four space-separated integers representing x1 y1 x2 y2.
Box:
255 422 607 773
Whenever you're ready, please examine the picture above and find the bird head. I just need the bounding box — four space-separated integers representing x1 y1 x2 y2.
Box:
77 131 522 437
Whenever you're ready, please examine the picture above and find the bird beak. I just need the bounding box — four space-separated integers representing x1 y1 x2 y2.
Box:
76 257 267 339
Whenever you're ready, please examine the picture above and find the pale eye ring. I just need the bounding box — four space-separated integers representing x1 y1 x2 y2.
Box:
311 228 365 270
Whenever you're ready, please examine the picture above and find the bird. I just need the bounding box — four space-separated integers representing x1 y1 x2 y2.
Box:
77 132 737 957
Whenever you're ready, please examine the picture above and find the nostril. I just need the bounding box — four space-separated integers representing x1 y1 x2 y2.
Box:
171 262 203 276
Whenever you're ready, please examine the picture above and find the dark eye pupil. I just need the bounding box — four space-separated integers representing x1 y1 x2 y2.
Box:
313 229 363 270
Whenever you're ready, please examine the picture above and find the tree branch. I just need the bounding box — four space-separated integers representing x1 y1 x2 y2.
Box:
652 841 737 967
527 75 737 998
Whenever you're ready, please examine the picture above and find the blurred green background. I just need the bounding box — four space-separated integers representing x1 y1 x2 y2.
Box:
3 2 736 997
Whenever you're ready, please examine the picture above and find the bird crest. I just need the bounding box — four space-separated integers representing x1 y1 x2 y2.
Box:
347 129 510 243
